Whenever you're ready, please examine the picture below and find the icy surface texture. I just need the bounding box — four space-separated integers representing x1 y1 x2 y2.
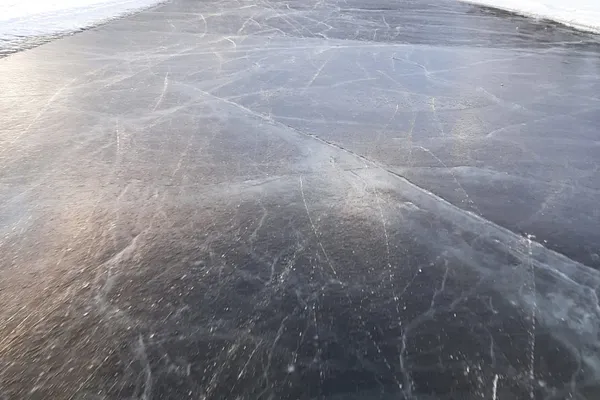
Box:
1 0 600 399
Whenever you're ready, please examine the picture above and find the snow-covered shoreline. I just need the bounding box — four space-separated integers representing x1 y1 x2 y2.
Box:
461 0 600 33
0 0 163 55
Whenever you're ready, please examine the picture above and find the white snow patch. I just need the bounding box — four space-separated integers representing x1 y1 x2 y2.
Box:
0 0 162 53
461 0 600 33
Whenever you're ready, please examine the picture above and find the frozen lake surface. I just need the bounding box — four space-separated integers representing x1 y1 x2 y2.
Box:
0 0 161 55
1 0 600 399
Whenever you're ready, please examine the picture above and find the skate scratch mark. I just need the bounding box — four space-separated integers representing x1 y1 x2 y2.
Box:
350 170 391 268
237 14 260 35
199 13 207 38
413 145 480 214
264 316 289 386
431 97 445 136
399 332 413 398
152 72 169 111
376 103 399 145
2 77 77 151
526 234 537 399
378 194 391 268
137 334 153 400
299 176 337 276
303 57 330 93
237 340 263 379
386 104 399 129
116 119 121 161
492 374 499 400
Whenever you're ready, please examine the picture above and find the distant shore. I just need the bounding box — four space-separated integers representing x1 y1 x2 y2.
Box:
0 0 162 57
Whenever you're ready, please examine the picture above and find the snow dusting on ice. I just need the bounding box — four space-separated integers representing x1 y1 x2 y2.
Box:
461 0 600 33
0 0 162 55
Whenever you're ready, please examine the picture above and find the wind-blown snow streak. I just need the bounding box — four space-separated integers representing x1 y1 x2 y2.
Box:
461 0 600 33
